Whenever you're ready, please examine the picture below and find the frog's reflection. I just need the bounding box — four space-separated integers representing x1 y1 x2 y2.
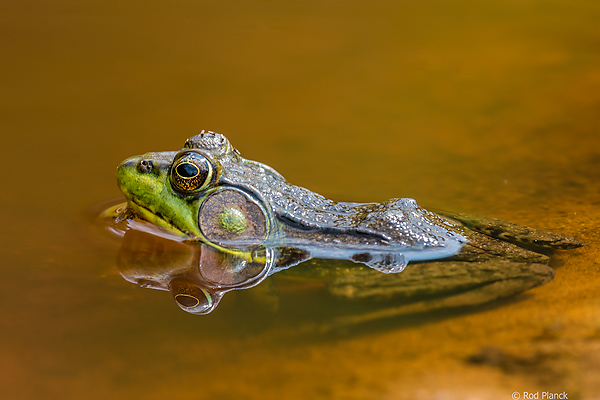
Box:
116 227 307 314
115 221 557 325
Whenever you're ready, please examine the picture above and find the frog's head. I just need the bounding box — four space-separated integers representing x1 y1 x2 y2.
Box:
116 131 272 246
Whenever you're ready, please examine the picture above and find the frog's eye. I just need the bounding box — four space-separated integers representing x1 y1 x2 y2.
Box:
170 152 214 194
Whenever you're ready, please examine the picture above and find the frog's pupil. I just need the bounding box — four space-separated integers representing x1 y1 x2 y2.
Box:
177 163 199 178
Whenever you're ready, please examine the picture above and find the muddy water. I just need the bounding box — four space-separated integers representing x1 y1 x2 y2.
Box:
1 0 599 399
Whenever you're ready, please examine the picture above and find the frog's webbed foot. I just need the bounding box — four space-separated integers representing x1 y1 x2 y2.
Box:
434 211 583 250
351 252 407 274
451 230 552 264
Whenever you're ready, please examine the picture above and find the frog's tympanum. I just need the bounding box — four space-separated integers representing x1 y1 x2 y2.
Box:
109 131 582 320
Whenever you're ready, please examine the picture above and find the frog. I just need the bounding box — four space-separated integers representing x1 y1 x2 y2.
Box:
111 130 582 320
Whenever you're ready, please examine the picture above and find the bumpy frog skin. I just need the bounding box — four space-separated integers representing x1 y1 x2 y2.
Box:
113 131 582 317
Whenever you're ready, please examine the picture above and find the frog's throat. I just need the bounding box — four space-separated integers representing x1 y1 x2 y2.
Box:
126 200 189 238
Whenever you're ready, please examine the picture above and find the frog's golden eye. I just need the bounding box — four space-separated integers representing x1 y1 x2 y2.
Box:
170 152 214 194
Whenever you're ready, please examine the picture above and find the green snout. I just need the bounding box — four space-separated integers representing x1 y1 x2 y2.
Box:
116 153 202 238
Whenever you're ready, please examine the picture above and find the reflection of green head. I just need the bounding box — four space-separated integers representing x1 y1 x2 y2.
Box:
114 228 285 316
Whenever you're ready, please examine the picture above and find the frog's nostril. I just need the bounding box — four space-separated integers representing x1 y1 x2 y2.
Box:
137 159 153 173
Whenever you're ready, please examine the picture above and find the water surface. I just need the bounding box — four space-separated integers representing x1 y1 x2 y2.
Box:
1 1 599 399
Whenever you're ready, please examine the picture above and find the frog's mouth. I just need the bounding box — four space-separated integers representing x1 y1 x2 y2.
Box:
126 199 189 238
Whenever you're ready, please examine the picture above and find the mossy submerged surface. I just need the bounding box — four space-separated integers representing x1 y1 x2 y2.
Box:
1 0 600 399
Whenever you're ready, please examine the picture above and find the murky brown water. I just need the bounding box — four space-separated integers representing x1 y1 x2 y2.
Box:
2 1 600 399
